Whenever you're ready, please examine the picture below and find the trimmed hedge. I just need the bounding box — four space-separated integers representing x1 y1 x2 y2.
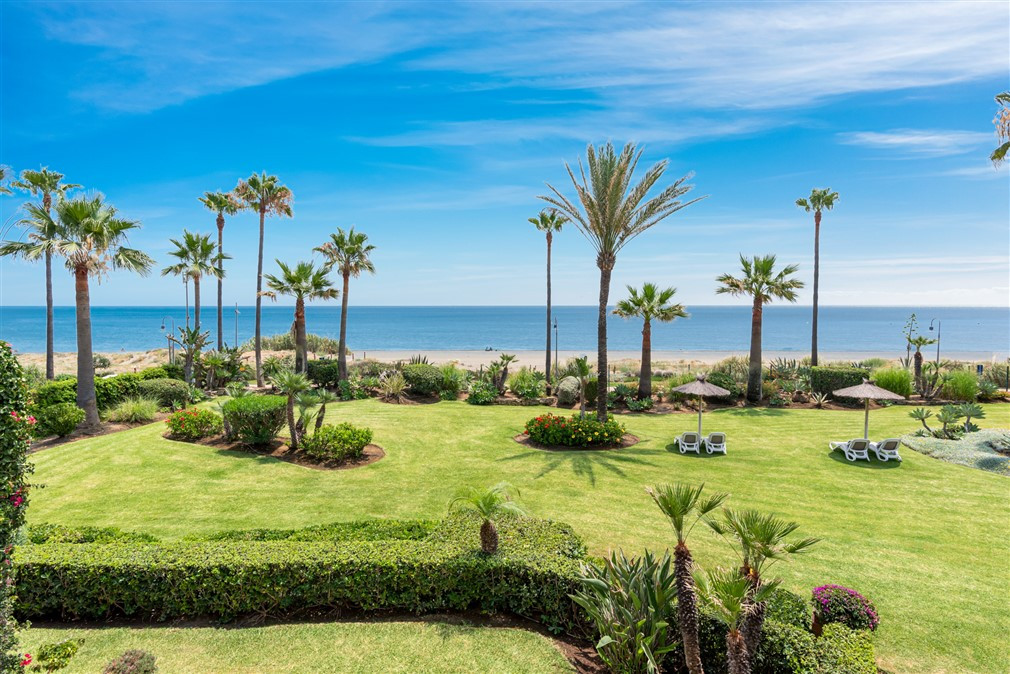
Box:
27 524 158 545
306 359 341 389
32 374 144 411
810 367 868 397
221 395 286 445
188 519 438 543
137 378 191 408
301 422 373 461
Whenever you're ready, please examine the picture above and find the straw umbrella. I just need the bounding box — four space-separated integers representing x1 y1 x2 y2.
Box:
832 379 904 440
671 374 731 435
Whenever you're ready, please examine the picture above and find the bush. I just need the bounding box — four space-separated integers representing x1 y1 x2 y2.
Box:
507 367 545 400
191 519 437 543
402 363 442 396
583 377 599 406
35 638 81 672
306 359 341 389
626 397 653 412
95 373 142 409
28 524 158 545
942 369 978 402
872 367 913 398
337 377 369 401
301 423 373 461
439 364 468 399
138 366 169 380
810 366 868 396
555 376 580 406
524 413 625 448
465 379 497 405
103 650 157 674
137 378 191 409
378 372 408 402
107 397 160 423
35 403 84 438
221 395 286 445
813 584 879 631
165 408 223 441
705 371 741 403
813 624 876 674
32 379 77 409
161 363 185 381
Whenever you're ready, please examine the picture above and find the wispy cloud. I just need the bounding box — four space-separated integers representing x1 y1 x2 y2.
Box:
837 129 992 157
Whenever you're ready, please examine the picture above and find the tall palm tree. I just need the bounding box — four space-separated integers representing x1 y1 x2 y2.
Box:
161 230 228 332
449 481 526 554
991 92 1010 166
716 255 804 403
314 227 375 381
694 567 780 674
2 195 152 430
614 283 688 400
540 142 703 419
647 483 728 674
199 191 241 349
261 260 337 374
9 168 80 379
707 509 819 658
0 166 11 194
528 209 567 393
795 188 839 367
234 172 293 386
270 369 312 450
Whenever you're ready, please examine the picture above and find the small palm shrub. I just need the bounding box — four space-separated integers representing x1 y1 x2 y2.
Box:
35 403 84 438
571 550 678 674
402 363 442 396
507 367 546 400
942 370 978 402
813 584 879 631
524 413 625 447
102 649 157 674
107 397 160 423
137 378 191 409
379 372 408 403
221 395 286 445
165 408 223 441
466 379 497 405
449 482 525 553
301 423 373 461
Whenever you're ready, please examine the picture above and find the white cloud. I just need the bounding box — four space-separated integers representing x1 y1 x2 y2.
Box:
837 129 992 157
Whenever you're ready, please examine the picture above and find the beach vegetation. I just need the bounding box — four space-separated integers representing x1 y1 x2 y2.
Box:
506 366 546 400
614 282 688 400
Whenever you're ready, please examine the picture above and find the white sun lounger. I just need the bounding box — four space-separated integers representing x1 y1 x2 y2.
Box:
830 438 870 462
705 432 727 454
677 432 701 454
871 438 903 462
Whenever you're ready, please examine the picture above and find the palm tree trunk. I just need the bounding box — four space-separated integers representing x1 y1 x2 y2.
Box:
913 350 923 393
255 208 265 386
74 266 100 431
184 278 190 329
747 297 763 404
740 578 766 662
675 542 705 674
193 276 201 332
217 215 225 350
45 250 54 380
286 395 298 450
596 256 614 420
811 211 820 366
338 271 350 381
295 297 308 374
545 232 552 394
638 319 652 400
726 630 749 674
315 402 326 432
480 519 499 554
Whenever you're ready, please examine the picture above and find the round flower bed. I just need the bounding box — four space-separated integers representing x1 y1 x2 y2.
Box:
523 413 626 448
812 584 879 632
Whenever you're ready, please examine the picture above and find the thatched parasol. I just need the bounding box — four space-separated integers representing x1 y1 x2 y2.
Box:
832 379 905 439
671 375 731 435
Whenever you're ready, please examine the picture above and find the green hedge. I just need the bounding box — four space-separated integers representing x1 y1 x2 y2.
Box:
306 359 341 389
187 519 438 543
402 363 442 396
137 378 191 408
33 374 143 411
221 395 286 445
27 524 158 545
810 367 868 397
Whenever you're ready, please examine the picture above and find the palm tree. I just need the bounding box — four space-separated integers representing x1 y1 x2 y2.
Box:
271 369 312 450
992 92 1010 166
707 509 819 658
261 260 337 374
312 388 340 433
161 230 228 333
694 567 780 674
167 326 210 386
449 481 526 554
716 255 804 403
795 188 839 367
234 172 293 386
529 209 567 392
572 356 592 419
540 142 703 419
647 483 728 674
199 191 241 349
314 227 375 382
0 166 10 194
9 168 80 379
908 334 937 392
614 283 688 400
3 195 152 430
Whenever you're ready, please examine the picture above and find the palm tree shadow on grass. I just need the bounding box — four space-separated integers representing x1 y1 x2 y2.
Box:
497 448 657 486
827 450 902 470
663 443 725 458
724 407 790 417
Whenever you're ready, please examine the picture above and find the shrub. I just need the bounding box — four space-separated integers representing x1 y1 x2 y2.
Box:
379 372 408 402
337 377 369 401
103 650 157 674
439 364 468 399
942 369 978 402
705 371 741 402
221 395 286 445
306 359 341 389
812 584 879 631
28 524 158 545
626 397 653 412
34 638 81 671
137 378 191 409
810 366 868 396
555 376 581 406
812 624 876 674
138 366 169 380
165 408 223 441
161 363 186 381
301 423 373 461
524 413 625 448
872 367 913 398
35 403 84 438
583 377 599 406
93 354 112 369
507 367 546 400
107 397 160 423
977 380 1001 402
466 379 497 405
191 519 437 543
32 379 77 409
402 363 442 396
94 373 142 409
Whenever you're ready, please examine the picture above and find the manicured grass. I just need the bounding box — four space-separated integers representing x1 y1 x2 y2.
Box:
22 620 572 673
27 401 1010 673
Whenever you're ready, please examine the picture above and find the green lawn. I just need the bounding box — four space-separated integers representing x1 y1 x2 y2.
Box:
27 401 1010 673
22 620 572 673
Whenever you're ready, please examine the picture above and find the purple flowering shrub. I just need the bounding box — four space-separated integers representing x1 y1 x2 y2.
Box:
812 584 879 631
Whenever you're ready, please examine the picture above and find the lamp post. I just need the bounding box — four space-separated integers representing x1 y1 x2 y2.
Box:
160 316 175 364
929 319 941 366
553 316 558 378
234 303 240 348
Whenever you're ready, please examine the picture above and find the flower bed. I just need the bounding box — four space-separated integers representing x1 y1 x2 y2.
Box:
524 413 626 448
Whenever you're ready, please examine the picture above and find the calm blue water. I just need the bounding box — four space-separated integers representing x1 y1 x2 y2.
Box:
0 305 1006 356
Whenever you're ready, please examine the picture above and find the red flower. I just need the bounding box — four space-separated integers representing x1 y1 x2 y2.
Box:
20 653 31 667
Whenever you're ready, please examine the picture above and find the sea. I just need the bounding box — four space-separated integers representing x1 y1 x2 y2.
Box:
0 305 1006 358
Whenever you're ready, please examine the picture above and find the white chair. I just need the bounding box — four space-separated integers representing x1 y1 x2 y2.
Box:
677 432 701 454
871 438 903 462
830 438 870 462
705 432 727 454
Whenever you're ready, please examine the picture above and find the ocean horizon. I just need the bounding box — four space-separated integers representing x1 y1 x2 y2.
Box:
1 305 1006 358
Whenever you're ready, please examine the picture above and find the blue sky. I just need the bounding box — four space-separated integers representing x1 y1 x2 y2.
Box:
1 0 1007 308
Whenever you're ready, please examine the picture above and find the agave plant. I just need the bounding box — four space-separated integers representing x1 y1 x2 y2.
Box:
449 481 526 554
810 392 829 409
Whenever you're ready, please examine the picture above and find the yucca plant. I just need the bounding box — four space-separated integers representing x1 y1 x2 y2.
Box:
811 392 829 409
270 370 312 450
647 483 728 674
379 372 407 403
449 482 526 554
694 567 781 674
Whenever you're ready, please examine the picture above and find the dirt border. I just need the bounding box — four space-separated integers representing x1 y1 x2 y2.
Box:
170 435 386 471
28 414 171 454
513 432 639 452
